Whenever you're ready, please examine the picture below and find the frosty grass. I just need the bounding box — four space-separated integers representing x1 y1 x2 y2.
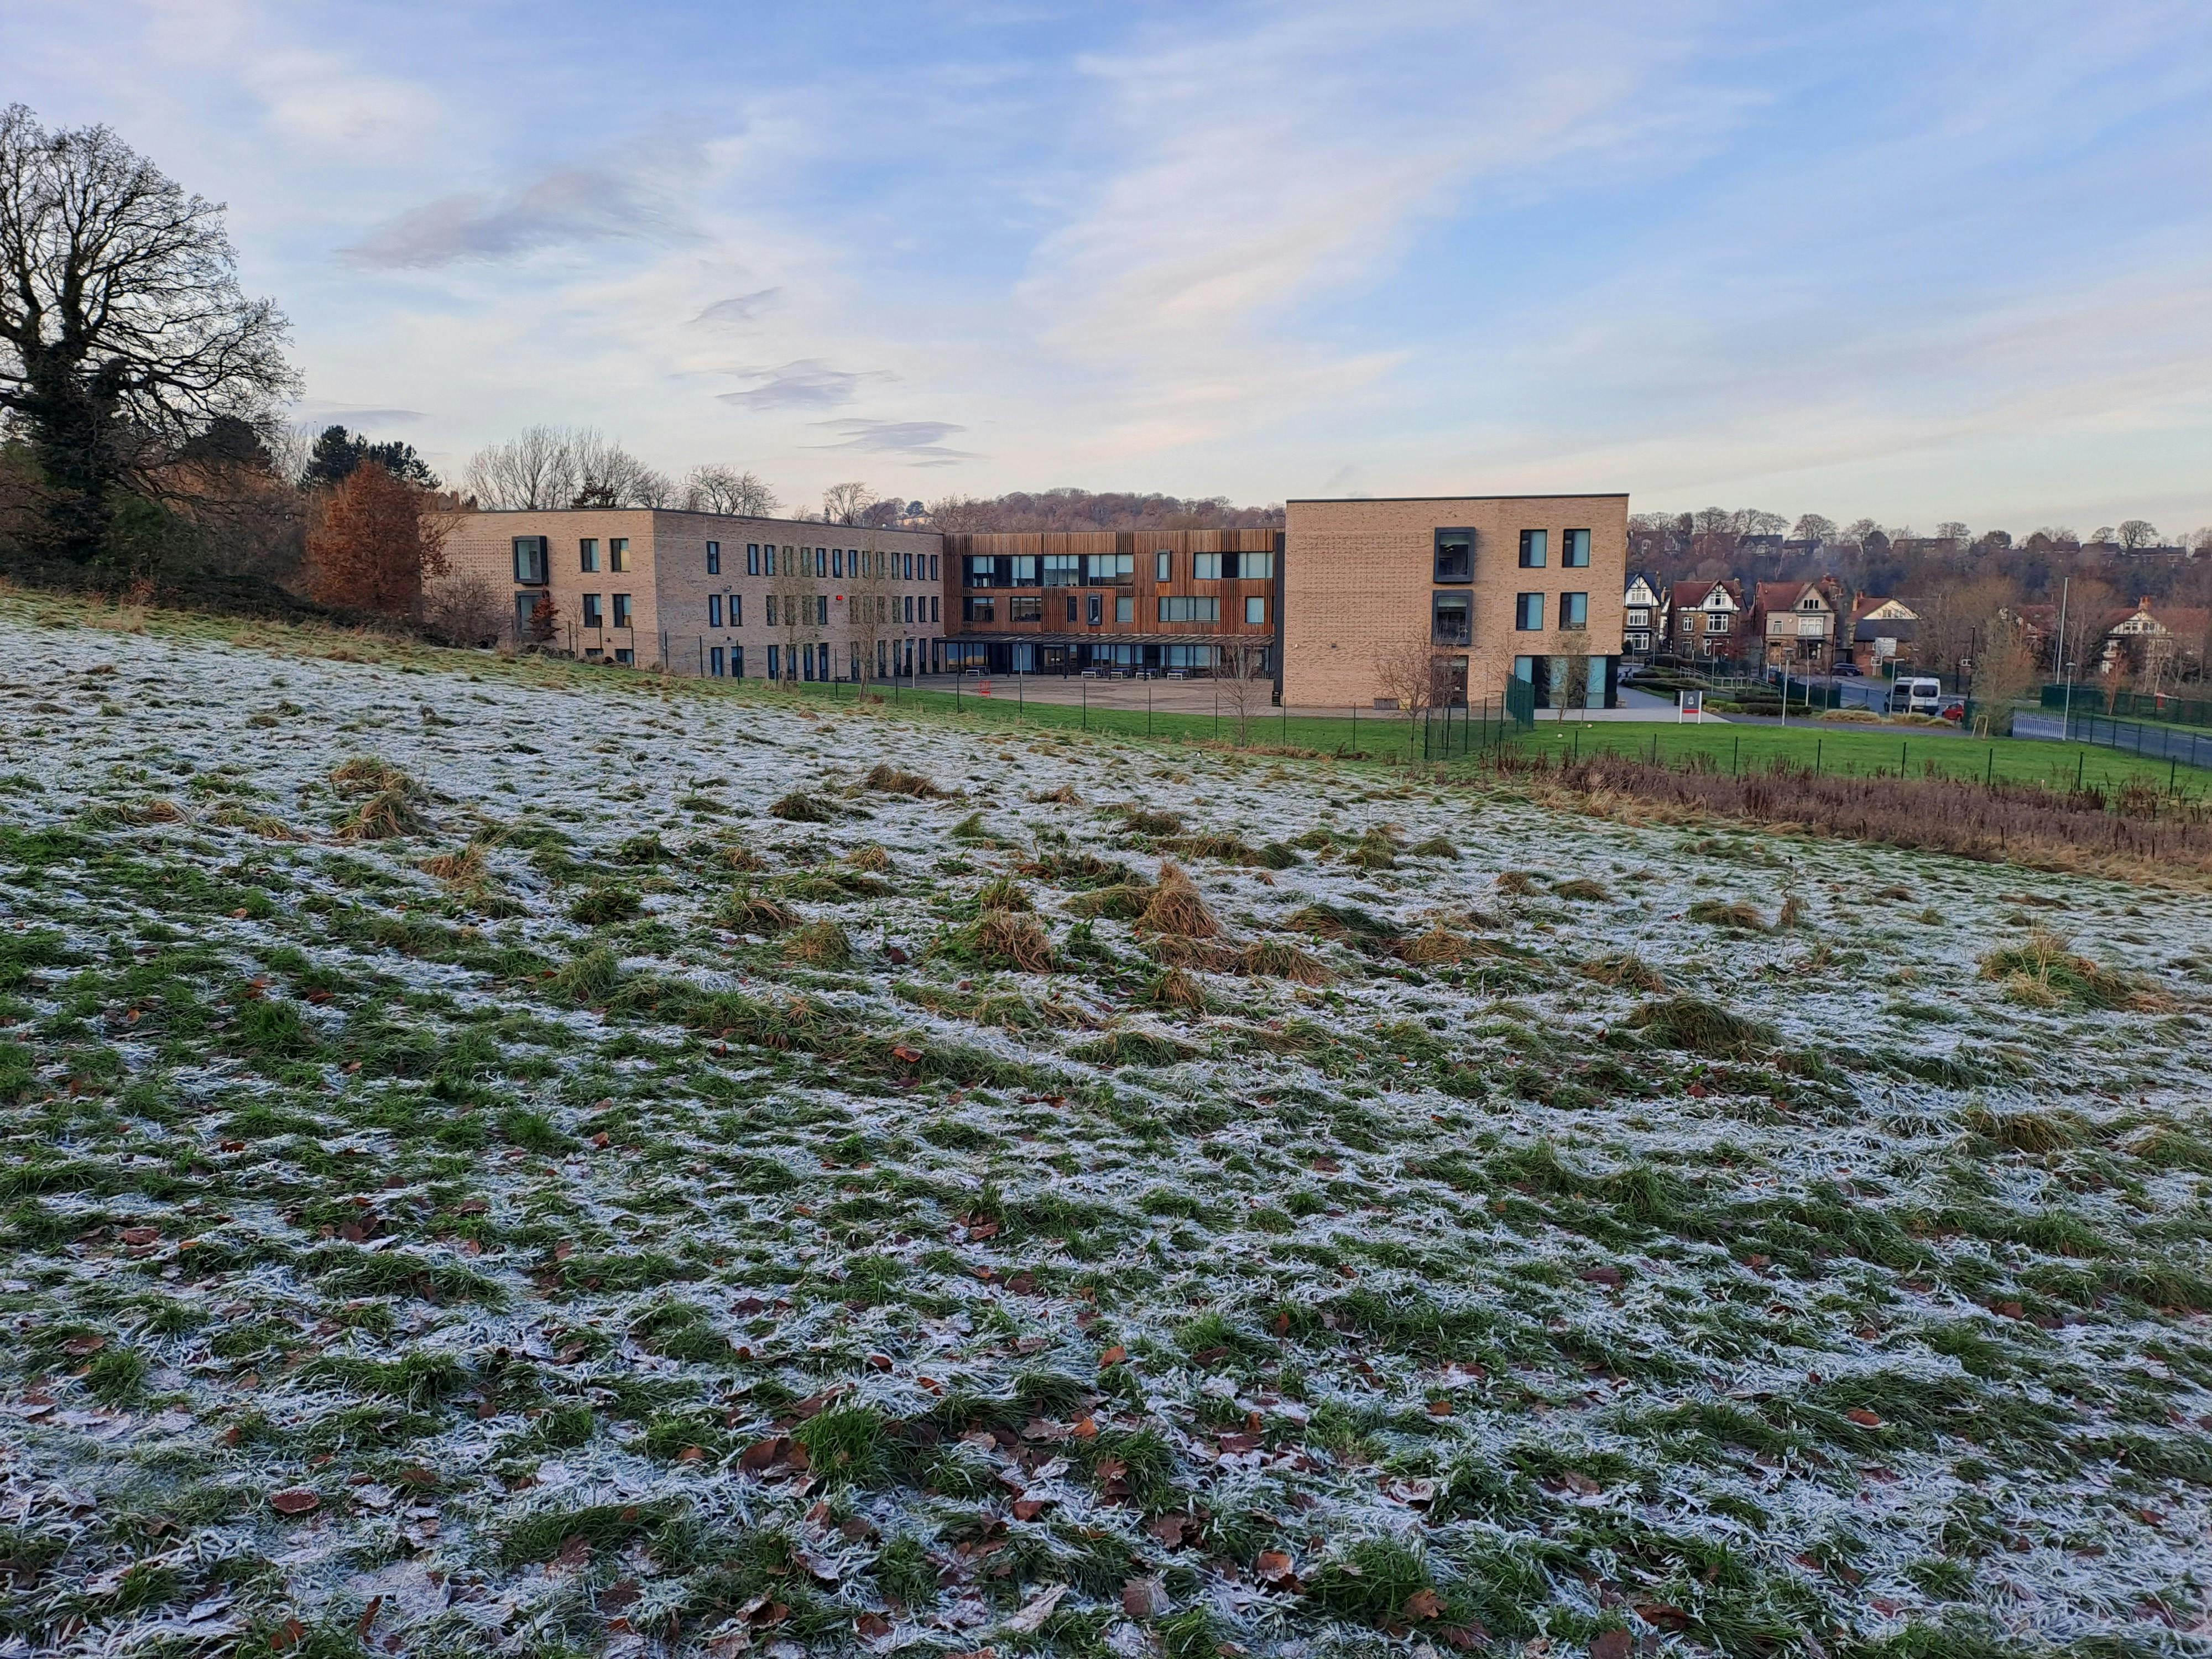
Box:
2 602 2209 1658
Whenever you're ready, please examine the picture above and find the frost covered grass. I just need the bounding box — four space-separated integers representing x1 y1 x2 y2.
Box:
2 598 2211 1658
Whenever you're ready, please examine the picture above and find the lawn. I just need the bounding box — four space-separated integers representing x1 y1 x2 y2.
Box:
3 591 2211 1657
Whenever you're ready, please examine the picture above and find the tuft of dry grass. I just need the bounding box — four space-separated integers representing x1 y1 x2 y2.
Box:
961 909 1057 973
769 790 837 823
1627 995 1776 1058
1394 926 1473 966
717 842 769 873
1062 883 1152 921
1239 938 1335 984
329 756 413 795
847 843 895 873
1136 861 1220 938
1687 898 1768 932
975 874 1032 912
1029 783 1083 805
1495 870 1542 896
1144 967 1209 1015
781 920 853 966
336 786 427 841
1979 927 2166 1010
1550 877 1610 901
1580 952 1668 993
721 888 800 934
863 764 950 799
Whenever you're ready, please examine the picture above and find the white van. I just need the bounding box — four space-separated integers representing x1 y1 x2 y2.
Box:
1888 676 1944 714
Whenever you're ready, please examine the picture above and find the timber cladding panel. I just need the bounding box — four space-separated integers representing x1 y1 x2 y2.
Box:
1282 495 1629 707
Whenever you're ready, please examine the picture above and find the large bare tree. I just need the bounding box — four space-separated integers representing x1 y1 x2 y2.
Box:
0 105 297 566
683 464 778 517
822 481 875 526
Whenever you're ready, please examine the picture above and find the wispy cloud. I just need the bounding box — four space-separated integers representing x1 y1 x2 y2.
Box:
690 289 782 328
807 419 978 465
342 151 701 268
717 361 888 411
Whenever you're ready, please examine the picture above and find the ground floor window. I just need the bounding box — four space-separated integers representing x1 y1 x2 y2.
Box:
732 646 744 679
614 648 634 665
709 646 725 677
768 645 780 680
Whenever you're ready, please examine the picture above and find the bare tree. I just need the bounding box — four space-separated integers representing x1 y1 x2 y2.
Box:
683 465 778 517
1936 520 1970 544
1970 610 2039 734
1792 513 1837 545
925 493 994 534
1550 653 1592 722
1371 627 1446 720
0 104 299 566
568 429 670 508
2117 519 2159 551
422 571 508 647
822 481 876 526
1839 518 1881 549
2090 525 2117 546
463 425 577 509
844 527 893 690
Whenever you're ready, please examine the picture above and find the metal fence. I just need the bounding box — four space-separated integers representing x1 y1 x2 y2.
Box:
2013 709 2212 769
2038 685 2212 728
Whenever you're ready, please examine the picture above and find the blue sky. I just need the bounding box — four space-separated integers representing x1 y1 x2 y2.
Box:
13 0 2211 533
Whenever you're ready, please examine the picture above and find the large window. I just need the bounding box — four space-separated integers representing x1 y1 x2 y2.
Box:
709 646 725 677
1432 592 1472 645
581 594 603 628
579 538 599 573
707 541 721 576
1245 595 1267 625
1560 592 1589 630
1010 595 1042 623
733 646 744 679
1518 530 1547 569
1193 550 1276 580
609 538 629 573
708 594 723 628
966 596 996 623
1562 529 1590 568
512 536 548 585
1193 552 1222 580
1158 596 1221 622
1705 613 1729 634
1044 554 1081 587
612 593 633 628
1514 592 1545 631
732 594 743 627
1084 553 1134 583
747 543 760 575
1434 528 1473 584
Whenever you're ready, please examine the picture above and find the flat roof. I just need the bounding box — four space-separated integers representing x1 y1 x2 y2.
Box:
1284 493 1630 503
464 506 935 534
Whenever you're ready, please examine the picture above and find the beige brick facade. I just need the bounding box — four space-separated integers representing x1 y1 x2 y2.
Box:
439 509 946 679
1281 495 1629 708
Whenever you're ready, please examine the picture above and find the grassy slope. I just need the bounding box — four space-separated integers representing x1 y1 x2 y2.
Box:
2 591 2210 1658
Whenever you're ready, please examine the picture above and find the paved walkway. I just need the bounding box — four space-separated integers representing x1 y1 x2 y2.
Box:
902 674 1721 722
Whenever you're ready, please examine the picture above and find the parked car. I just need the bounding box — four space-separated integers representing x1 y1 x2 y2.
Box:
1832 661 1863 677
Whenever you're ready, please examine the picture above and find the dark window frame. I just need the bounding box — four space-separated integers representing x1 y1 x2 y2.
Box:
512 536 549 585
1433 528 1474 585
706 541 722 576
1514 591 1545 631
1432 591 1472 646
1562 529 1591 568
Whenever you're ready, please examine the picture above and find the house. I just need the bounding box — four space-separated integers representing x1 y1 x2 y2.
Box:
2097 597 2209 689
1848 597 1918 672
1749 579 1843 668
1667 578 1746 662
1621 572 1663 657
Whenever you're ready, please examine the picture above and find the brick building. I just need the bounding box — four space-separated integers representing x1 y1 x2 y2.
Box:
939 529 1281 677
1666 578 1746 662
441 509 945 680
1280 495 1630 709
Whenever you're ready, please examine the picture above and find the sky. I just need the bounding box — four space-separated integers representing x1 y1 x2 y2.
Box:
11 0 2212 535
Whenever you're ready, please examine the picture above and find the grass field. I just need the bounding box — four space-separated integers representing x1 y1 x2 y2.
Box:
3 589 2211 1657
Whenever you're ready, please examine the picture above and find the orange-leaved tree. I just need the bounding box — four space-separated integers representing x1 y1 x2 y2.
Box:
305 461 455 615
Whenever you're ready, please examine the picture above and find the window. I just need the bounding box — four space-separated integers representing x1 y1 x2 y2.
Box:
709 646 725 677
1194 552 1221 580
1083 552 1134 583
612 593 633 628
732 594 743 627
877 640 888 676
1433 528 1473 583
708 594 723 628
1705 614 1729 634
901 596 912 623
512 536 548 585
1043 554 1081 587
768 645 780 680
1514 592 1545 630
1157 596 1221 622
831 549 843 578
1433 592 1472 645
1116 595 1134 624
1156 550 1172 581
1626 608 1650 627
610 538 630 573
1065 596 1078 623
816 596 828 626
766 595 779 627
815 547 828 576
580 538 599 573
929 554 940 581
966 596 997 624
733 646 744 679
1561 592 1589 630
1245 595 1266 625
902 552 913 580
614 648 634 665
747 543 760 575
1518 530 1547 568
1562 529 1590 568
707 541 721 576
1010 595 1042 623
581 593 603 628
1087 593 1103 626
930 595 940 622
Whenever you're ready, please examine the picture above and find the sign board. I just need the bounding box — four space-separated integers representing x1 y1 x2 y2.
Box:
1678 688 1704 723
976 680 993 698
